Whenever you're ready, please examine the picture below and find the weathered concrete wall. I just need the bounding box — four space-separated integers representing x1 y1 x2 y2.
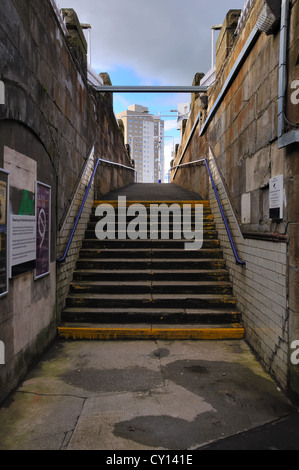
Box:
172 1 299 400
285 0 299 401
0 0 134 403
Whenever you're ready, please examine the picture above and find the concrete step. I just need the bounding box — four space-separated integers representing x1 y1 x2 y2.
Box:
73 269 230 282
65 293 237 309
58 323 245 341
89 214 215 224
76 258 226 270
87 221 216 231
93 200 211 208
82 239 220 249
91 203 211 210
89 212 214 222
61 307 241 324
84 229 219 240
69 280 233 295
78 248 223 259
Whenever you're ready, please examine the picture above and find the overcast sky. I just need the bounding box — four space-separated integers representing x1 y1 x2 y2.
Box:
65 0 246 84
60 0 246 174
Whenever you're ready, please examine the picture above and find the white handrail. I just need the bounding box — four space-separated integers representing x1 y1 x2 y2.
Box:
49 0 68 36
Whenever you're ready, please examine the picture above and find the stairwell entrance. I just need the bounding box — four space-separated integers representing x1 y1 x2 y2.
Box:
58 183 244 340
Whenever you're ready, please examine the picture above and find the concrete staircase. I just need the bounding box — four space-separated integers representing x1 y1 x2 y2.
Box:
58 186 244 340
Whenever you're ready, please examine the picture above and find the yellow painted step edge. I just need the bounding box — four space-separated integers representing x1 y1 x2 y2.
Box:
58 326 244 340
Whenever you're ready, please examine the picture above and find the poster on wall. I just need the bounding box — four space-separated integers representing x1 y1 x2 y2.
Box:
0 169 9 297
35 182 51 280
5 146 37 278
10 215 36 277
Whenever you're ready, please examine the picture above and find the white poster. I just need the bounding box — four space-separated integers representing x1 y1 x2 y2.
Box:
10 215 36 277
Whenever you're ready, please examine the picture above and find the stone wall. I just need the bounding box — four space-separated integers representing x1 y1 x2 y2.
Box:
0 0 134 403
207 149 289 389
172 0 299 400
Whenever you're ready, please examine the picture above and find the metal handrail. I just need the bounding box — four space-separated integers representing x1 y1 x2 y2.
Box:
57 157 136 263
170 158 246 266
57 158 100 263
97 158 137 173
98 158 137 183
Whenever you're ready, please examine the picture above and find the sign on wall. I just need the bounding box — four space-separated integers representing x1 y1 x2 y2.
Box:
4 146 37 278
0 169 9 297
10 215 36 277
35 182 51 280
269 175 284 220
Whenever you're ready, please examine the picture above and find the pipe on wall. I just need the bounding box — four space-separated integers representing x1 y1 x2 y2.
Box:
278 0 299 148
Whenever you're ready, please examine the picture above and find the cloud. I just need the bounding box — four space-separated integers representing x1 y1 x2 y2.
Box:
62 0 246 85
164 120 179 132
113 93 131 111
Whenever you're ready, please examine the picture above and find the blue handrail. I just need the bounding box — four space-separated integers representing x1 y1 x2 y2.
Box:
203 159 246 266
57 158 100 263
170 158 246 266
57 157 137 263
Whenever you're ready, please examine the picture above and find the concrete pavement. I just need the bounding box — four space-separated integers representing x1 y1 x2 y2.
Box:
0 338 297 451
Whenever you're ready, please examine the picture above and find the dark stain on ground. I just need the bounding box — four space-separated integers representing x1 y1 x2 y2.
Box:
150 348 170 359
183 365 209 375
61 366 163 393
199 414 299 450
114 415 205 450
113 359 294 449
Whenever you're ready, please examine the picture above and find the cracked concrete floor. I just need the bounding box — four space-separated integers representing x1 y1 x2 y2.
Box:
0 339 295 450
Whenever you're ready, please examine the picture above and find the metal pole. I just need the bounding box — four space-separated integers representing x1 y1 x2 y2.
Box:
212 29 214 69
81 24 92 66
96 85 208 93
88 28 91 66
211 25 222 69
